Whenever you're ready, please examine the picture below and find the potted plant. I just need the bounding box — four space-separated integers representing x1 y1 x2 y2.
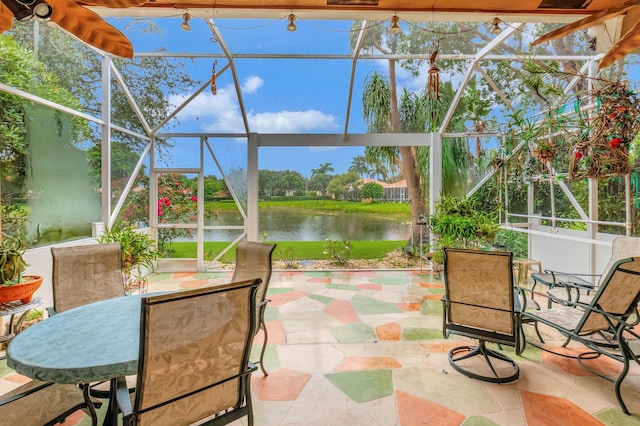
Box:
0 233 43 304
97 224 158 294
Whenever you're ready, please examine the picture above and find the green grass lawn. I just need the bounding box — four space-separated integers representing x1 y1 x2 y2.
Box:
170 240 407 261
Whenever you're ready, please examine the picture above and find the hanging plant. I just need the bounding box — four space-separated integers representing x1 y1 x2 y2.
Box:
532 140 556 165
569 81 640 179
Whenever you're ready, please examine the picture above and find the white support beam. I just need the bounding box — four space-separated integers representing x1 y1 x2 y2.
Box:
247 133 259 241
153 63 231 135
207 19 251 134
257 133 432 147
439 23 524 133
588 178 598 276
197 139 205 270
110 62 152 135
101 57 112 227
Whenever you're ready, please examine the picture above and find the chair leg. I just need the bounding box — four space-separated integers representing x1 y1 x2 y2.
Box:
612 350 632 415
259 320 269 376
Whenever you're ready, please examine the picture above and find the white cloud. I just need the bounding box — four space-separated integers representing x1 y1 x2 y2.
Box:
168 77 339 133
249 110 339 132
243 75 263 94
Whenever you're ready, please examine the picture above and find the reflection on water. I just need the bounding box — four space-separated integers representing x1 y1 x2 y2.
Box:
200 210 412 241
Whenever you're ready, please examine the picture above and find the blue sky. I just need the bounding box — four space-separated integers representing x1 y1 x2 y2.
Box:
112 16 640 179
113 16 433 177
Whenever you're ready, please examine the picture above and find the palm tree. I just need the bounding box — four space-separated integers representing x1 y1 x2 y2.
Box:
348 156 369 178
311 162 334 177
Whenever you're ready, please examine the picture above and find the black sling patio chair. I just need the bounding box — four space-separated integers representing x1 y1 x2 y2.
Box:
520 257 640 415
231 240 276 376
442 247 522 384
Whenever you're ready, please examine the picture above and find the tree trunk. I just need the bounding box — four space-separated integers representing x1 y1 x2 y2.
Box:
387 58 429 252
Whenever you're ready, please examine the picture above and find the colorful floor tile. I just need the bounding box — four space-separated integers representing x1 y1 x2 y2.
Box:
2 269 640 426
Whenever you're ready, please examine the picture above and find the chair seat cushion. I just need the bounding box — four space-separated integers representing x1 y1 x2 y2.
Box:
0 380 92 426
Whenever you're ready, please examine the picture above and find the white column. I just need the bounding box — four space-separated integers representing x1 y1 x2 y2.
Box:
247 133 259 241
101 57 112 227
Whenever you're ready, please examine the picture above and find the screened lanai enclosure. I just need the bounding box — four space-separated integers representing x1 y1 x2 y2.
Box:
1 0 640 279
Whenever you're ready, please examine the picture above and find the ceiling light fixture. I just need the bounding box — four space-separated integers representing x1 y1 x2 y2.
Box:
32 0 52 19
490 18 502 35
390 15 401 34
287 14 297 32
180 12 192 32
586 23 606 39
1 0 52 21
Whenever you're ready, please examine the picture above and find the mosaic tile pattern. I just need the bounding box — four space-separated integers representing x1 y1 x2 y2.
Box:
1 269 639 425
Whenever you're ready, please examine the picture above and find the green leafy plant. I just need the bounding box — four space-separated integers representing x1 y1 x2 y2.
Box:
97 225 158 293
0 233 27 285
494 229 527 258
429 195 499 250
323 239 352 266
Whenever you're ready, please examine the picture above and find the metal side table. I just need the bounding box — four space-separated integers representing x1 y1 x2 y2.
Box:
0 297 44 358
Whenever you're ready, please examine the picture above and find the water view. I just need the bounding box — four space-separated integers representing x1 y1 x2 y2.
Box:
201 210 413 241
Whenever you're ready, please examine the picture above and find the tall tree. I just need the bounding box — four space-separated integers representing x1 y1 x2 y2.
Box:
349 155 369 178
311 162 335 176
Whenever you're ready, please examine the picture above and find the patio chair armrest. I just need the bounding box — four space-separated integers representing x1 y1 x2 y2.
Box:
514 285 547 310
46 307 57 317
0 381 54 407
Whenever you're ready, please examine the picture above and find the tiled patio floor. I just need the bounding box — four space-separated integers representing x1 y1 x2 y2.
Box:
2 269 640 425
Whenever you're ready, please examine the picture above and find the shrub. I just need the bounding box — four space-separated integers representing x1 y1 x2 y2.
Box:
279 246 299 269
323 239 352 265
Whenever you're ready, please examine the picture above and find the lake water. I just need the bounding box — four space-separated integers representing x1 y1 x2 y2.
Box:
200 210 413 241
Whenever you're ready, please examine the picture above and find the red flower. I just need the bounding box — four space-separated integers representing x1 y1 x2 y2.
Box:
574 151 583 159
610 137 623 149
618 106 627 113
190 196 198 202
608 113 617 120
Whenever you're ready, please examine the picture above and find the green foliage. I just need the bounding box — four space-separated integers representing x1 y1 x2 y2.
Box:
97 224 158 292
429 195 499 250
156 174 199 256
323 239 352 265
327 171 360 200
494 229 528 258
23 308 43 322
259 169 306 197
0 34 87 211
361 182 384 201
0 233 27 284
0 205 28 241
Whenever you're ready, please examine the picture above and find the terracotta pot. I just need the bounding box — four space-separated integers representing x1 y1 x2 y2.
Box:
0 275 43 304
